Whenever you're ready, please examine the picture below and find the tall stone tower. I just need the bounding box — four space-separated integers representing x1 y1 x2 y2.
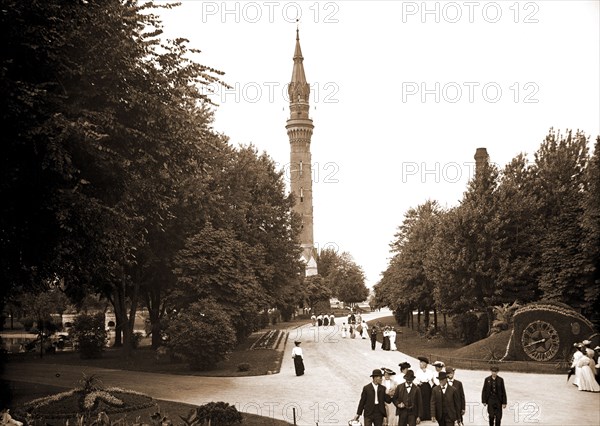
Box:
286 29 317 276
474 147 489 176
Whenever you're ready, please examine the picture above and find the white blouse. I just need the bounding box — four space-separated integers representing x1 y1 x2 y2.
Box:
414 368 435 386
292 346 303 358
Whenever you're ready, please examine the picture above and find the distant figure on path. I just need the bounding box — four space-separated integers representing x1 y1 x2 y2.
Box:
389 327 397 351
329 313 335 326
352 369 390 426
310 314 316 326
323 313 329 326
291 340 305 376
317 314 323 327
481 366 507 426
361 320 369 339
370 326 378 350
341 322 348 338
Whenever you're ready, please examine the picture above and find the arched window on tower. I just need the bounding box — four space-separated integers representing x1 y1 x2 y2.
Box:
300 187 304 202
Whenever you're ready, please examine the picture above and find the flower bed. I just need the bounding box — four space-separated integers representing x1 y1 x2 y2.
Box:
249 330 281 350
15 386 154 419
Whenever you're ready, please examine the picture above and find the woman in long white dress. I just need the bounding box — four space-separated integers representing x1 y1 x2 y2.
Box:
577 354 600 392
389 328 397 351
571 344 584 387
341 323 347 338
361 321 369 339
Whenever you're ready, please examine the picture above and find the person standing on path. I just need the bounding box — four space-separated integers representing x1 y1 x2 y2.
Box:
353 369 390 426
291 340 305 376
431 371 461 426
370 325 378 350
481 366 507 426
414 356 434 421
382 367 399 426
392 369 422 426
445 367 465 425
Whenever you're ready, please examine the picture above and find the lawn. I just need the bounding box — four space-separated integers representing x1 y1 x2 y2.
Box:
367 316 565 374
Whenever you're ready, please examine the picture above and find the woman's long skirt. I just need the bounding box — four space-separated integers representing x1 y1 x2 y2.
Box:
419 382 432 420
294 356 305 376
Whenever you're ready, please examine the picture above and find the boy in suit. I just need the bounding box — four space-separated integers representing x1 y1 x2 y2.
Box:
481 366 507 426
353 369 390 426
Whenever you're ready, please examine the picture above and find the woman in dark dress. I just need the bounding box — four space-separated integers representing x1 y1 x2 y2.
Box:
382 326 391 350
291 340 305 376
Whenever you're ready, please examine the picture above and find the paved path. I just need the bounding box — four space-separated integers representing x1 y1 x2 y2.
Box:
3 310 599 425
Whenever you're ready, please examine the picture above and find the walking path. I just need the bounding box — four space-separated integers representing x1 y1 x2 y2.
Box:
3 310 599 425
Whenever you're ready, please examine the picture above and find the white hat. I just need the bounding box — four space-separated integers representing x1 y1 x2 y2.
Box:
433 361 445 368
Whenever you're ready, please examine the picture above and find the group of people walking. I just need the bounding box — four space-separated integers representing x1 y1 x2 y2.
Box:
353 357 507 426
570 339 600 392
310 312 336 327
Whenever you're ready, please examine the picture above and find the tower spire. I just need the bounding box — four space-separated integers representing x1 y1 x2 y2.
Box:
286 28 317 277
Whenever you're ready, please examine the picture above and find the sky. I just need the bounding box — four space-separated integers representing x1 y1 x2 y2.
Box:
155 0 600 287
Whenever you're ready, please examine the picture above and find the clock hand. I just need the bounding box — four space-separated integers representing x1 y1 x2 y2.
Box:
524 338 546 347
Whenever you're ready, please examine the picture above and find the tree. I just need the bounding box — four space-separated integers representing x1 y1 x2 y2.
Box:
165 300 236 371
581 137 600 324
532 130 589 308
303 275 331 313
329 253 369 306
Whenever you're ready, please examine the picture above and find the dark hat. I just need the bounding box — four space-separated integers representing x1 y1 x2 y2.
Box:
437 371 448 380
404 369 416 380
417 356 429 364
294 340 301 345
433 361 445 368
370 369 384 377
399 362 411 370
382 367 396 375
445 367 455 373
490 366 500 372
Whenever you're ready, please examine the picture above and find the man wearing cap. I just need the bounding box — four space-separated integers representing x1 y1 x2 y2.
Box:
392 369 422 426
446 367 465 425
353 369 390 426
431 371 461 426
481 366 507 426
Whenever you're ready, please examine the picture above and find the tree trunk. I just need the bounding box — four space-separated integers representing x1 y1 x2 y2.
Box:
433 308 438 332
443 313 447 332
417 309 421 332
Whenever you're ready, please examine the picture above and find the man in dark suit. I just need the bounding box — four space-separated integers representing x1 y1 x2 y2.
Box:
370 326 378 350
353 369 390 426
446 367 465 425
481 366 507 426
392 369 422 426
431 371 461 426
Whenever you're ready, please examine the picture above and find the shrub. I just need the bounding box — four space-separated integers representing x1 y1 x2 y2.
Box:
71 313 107 359
194 402 242 425
20 317 34 331
452 312 480 344
132 332 144 349
237 362 251 372
165 300 236 371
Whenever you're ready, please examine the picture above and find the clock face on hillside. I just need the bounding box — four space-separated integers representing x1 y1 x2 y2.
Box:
521 320 560 361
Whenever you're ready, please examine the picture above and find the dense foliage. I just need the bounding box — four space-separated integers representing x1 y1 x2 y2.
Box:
164 301 236 371
71 313 107 359
376 130 600 332
0 0 303 357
